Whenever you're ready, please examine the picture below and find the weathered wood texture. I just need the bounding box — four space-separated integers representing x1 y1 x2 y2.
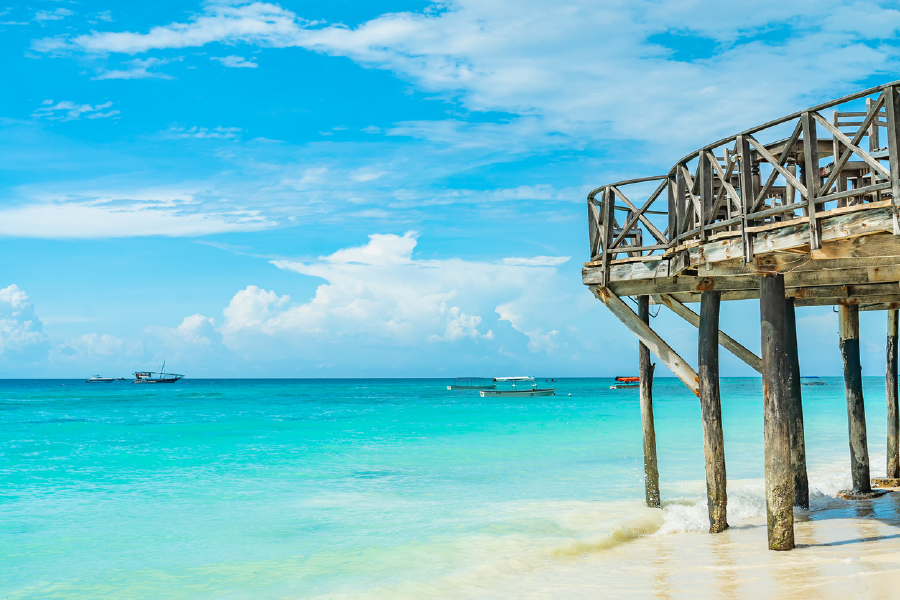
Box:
784 298 809 509
653 294 762 373
638 296 661 508
760 274 794 551
839 305 872 494
888 309 899 478
592 286 700 395
699 291 728 532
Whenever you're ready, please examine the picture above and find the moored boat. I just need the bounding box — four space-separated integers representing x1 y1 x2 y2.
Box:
447 377 495 391
133 362 183 384
86 375 114 383
610 376 640 389
480 377 555 397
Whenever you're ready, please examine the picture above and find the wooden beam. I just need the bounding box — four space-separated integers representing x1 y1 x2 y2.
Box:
638 296 661 508
802 111 822 250
592 286 700 396
784 298 809 509
888 309 899 479
699 291 728 533
654 294 762 373
839 305 872 494
760 273 794 551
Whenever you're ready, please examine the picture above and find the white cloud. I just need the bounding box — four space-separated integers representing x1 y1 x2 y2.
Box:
31 0 900 153
502 256 570 267
164 126 242 139
211 55 258 68
219 231 569 356
0 187 275 238
35 8 73 22
0 285 49 359
93 57 176 80
428 305 493 342
32 101 119 122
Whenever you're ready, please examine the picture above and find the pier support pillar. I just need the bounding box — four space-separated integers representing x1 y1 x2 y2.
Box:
699 291 727 532
888 309 899 479
638 296 660 508
760 274 794 550
839 305 872 494
784 298 809 509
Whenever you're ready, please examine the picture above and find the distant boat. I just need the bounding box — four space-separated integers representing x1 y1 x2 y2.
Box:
802 376 826 386
133 362 183 384
611 376 640 389
447 377 495 391
86 375 114 383
480 377 555 397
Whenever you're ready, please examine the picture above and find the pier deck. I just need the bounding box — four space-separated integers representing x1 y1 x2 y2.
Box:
584 81 900 551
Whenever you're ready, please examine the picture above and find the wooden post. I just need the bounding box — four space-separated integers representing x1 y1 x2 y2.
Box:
883 86 900 234
839 304 872 494
888 309 899 478
699 151 712 242
759 274 794 550
699 291 728 532
737 135 754 263
638 296 661 508
801 111 822 250
784 298 809 509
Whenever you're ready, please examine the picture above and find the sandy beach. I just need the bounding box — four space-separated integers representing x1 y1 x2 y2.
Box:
483 491 900 599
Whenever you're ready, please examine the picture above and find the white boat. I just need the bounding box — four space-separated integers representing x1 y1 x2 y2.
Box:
480 377 555 397
86 375 114 383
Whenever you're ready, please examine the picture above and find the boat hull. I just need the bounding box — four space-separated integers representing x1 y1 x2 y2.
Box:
480 388 555 397
86 379 114 383
133 379 181 384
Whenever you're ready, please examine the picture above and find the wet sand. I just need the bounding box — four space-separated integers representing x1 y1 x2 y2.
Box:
484 490 900 599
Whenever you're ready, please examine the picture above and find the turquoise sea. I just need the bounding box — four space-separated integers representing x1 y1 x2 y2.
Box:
1 377 893 598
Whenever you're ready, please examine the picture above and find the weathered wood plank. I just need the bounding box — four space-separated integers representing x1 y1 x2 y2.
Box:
592 286 700 395
839 305 872 494
699 291 728 533
888 309 899 479
883 85 900 234
784 298 809 509
760 274 794 550
801 111 823 250
653 294 762 373
638 296 661 508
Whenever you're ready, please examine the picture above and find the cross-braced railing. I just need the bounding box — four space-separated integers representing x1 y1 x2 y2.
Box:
587 81 900 286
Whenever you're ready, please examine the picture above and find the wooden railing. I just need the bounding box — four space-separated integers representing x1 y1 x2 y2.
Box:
587 81 900 286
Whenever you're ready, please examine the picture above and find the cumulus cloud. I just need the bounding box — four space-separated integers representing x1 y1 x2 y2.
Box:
219 232 567 357
211 55 258 68
0 285 49 360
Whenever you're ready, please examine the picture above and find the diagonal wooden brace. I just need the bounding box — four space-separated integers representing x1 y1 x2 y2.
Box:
653 294 763 373
592 286 700 396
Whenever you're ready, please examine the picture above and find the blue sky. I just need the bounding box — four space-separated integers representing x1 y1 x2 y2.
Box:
2 0 900 378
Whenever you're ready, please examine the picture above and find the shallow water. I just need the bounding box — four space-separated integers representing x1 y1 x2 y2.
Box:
0 377 894 598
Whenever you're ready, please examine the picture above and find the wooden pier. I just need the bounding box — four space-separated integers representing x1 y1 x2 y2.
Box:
584 81 900 550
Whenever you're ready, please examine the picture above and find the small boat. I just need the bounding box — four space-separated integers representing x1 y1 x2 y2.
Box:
447 377 495 391
86 375 114 383
802 376 826 386
480 377 555 397
610 376 640 389
133 362 183 384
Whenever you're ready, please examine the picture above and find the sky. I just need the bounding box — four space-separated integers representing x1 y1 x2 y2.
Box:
3 0 900 378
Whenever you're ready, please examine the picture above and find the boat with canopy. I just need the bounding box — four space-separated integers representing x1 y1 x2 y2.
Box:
479 377 555 397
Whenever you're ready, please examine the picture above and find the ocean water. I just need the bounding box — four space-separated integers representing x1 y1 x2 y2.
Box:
0 377 893 598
